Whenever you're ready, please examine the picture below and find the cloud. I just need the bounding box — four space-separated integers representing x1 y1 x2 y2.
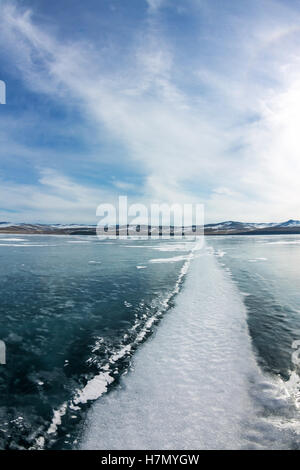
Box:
0 168 112 223
0 3 229 201
146 0 165 13
1 0 300 222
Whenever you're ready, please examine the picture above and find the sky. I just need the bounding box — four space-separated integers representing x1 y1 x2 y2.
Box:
1 0 300 223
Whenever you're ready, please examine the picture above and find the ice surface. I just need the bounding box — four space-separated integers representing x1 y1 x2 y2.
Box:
149 255 188 263
80 246 300 450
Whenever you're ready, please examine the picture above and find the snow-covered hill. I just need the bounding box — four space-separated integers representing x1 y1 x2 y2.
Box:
0 220 300 235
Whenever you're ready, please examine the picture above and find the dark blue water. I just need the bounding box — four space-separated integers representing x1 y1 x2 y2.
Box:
0 235 193 449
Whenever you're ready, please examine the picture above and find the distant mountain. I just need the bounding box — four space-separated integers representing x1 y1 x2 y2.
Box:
0 220 300 235
0 223 97 235
277 219 300 227
204 220 300 235
204 221 278 232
